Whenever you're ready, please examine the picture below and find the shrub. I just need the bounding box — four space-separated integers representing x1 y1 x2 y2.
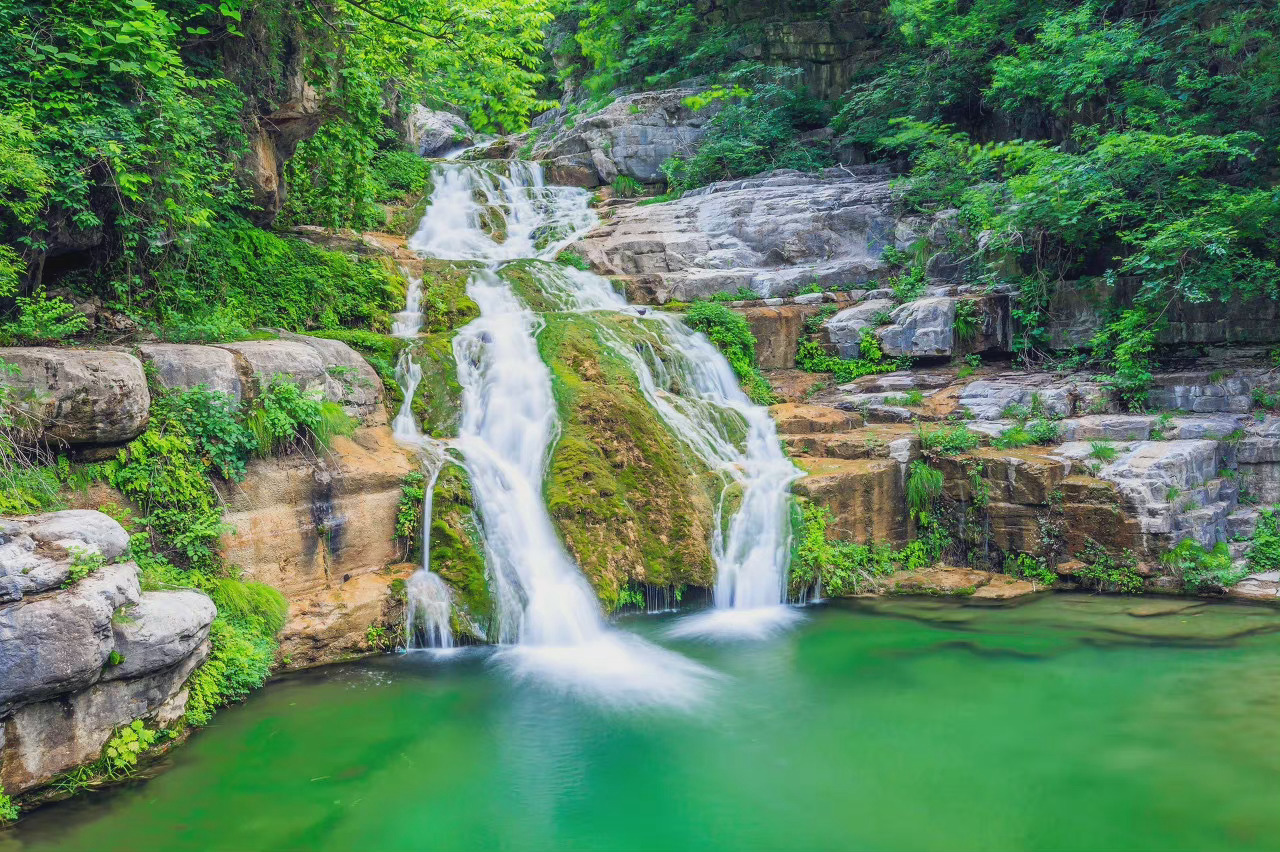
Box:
612 175 644 197
1025 418 1062 445
993 426 1032 449
102 720 161 778
1164 539 1247 593
0 784 17 822
953 299 981 343
184 617 275 727
907 460 944 520
1076 542 1144 594
682 301 775 405
0 287 89 345
1005 552 1055 588
397 472 426 542
1247 510 1280 573
917 424 980 456
371 149 432 201
150 385 255 482
1088 441 1118 462
245 376 354 457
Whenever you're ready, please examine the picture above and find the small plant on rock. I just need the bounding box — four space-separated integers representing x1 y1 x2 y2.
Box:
1077 542 1144 594
62 546 106 588
1088 441 1118 463
0 784 18 822
611 175 644 198
103 719 161 778
1005 552 1056 588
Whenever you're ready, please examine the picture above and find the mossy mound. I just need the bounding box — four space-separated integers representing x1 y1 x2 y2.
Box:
419 258 480 335
535 311 718 610
429 462 492 640
410 334 463 438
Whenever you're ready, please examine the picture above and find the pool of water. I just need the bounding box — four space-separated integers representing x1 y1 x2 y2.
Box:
3 594 1278 852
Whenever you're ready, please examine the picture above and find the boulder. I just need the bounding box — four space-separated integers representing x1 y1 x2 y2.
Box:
876 297 955 357
0 347 149 445
216 336 383 421
0 561 140 715
792 457 908 546
532 89 718 187
824 299 896 358
404 106 473 157
958 373 1109 421
137 343 248 402
739 305 823 369
105 590 217 681
572 167 915 302
770 403 862 435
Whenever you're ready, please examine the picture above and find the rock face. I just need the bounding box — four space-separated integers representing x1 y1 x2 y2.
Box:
825 298 895 358
138 335 385 422
877 297 955 357
531 89 719 187
573 168 920 302
404 106 473 157
0 348 150 446
0 511 215 794
215 426 414 667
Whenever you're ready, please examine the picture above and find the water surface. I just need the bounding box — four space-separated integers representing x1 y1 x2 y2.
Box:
4 595 1277 852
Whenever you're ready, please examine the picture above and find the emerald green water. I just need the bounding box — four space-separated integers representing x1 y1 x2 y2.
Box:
4 595 1278 852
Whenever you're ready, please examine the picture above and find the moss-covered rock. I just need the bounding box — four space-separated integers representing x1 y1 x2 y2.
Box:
410 334 463 438
428 462 491 641
419 258 480 335
535 311 718 609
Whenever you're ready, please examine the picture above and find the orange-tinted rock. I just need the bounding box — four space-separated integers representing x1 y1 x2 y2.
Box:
884 566 1038 598
793 457 908 545
739 305 825 369
771 403 863 434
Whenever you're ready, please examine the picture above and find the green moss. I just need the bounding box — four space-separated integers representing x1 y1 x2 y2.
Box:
535 311 718 609
410 334 463 438
419 258 481 334
428 463 492 639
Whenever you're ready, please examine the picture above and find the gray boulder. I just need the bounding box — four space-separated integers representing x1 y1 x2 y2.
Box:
217 336 382 421
0 511 131 602
0 347 149 445
574 168 915 302
105 590 217 681
824 299 895 358
405 106 473 157
0 561 140 715
137 343 247 402
532 89 719 187
876 297 955 357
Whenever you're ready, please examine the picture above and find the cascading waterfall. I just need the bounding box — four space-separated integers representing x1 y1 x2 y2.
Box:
525 264 803 639
406 158 800 699
389 271 455 650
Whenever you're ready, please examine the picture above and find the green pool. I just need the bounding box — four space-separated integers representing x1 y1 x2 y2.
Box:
4 594 1278 852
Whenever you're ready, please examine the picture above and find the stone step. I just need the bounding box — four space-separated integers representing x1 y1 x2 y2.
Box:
1227 507 1261 539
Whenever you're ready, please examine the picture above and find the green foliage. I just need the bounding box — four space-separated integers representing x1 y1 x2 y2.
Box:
709 286 759 303
885 390 925 408
1246 510 1280 573
1005 552 1056 588
661 66 830 194
1025 419 1062 445
795 332 905 384
0 287 89 345
682 301 775 405
992 426 1033 450
372 150 432 202
145 227 403 338
1091 308 1161 411
151 385 255 481
1088 441 1118 463
206 578 288 636
957 353 982 379
103 719 160 778
906 460 944 520
365 624 393 651
0 784 18 823
790 501 950 597
557 249 592 271
245 376 353 457
611 175 644 198
63 547 106 588
1076 542 1144 594
1164 538 1247 593
953 299 980 344
397 472 426 542
917 424 980 456
889 264 927 306
184 616 275 727
615 584 646 610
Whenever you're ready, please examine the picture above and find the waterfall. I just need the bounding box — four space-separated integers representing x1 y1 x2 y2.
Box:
389 271 454 649
522 263 804 639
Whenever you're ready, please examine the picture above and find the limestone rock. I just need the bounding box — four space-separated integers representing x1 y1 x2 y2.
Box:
793 457 907 546
532 89 718 187
0 347 149 445
404 106 473 157
770 403 862 435
958 373 1109 421
217 336 383 421
740 304 823 369
825 299 896 358
572 168 917 302
0 561 139 715
876 297 955 357
105 590 217 681
137 343 248 402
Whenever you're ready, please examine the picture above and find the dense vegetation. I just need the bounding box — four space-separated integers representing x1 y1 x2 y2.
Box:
560 1 1279 406
0 0 552 337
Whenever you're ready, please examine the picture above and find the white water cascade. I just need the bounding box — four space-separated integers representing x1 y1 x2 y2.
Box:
389 271 455 650
407 159 798 700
